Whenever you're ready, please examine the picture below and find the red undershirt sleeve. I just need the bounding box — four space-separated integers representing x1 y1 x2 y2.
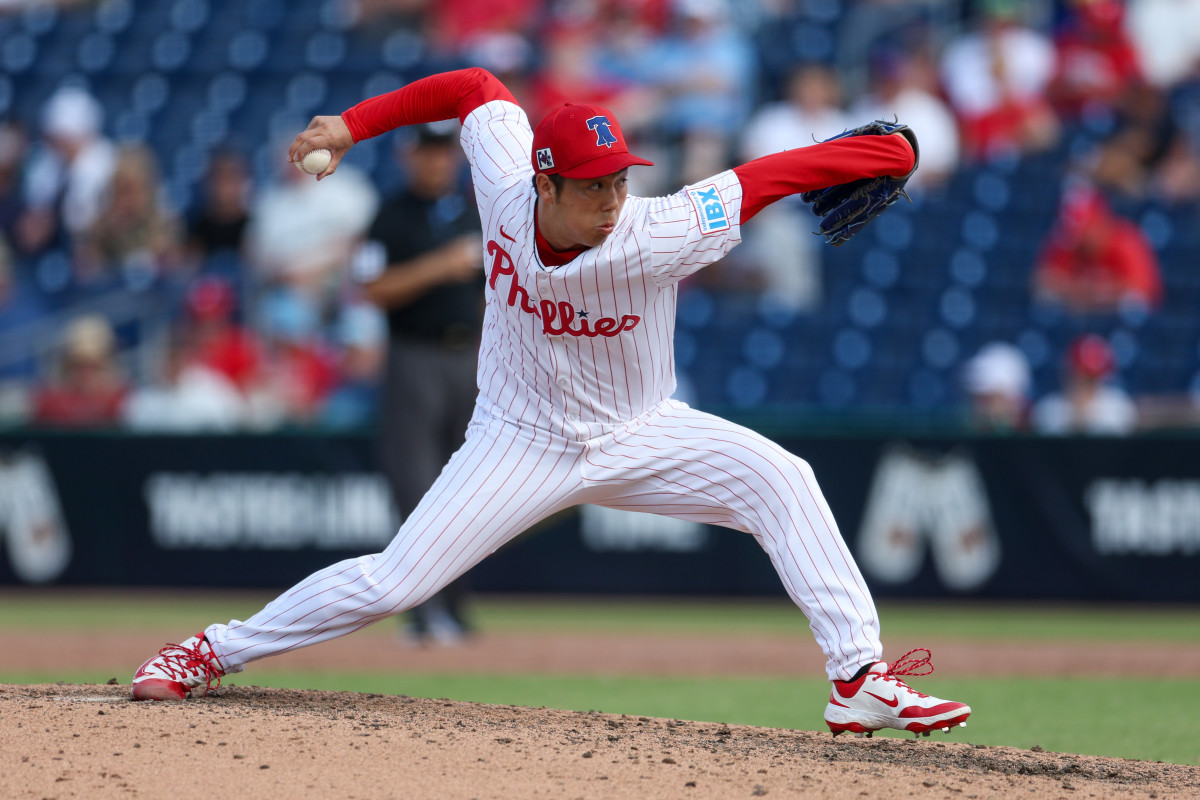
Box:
341 68 517 143
733 135 916 224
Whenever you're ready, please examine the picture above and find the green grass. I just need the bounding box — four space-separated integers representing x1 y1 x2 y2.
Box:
3 590 1200 643
6 667 1197 765
3 591 1199 765
475 598 1200 642
0 589 280 632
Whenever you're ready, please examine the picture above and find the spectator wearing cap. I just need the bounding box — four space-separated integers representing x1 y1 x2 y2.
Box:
962 342 1032 432
351 120 484 644
32 314 129 428
182 275 265 396
122 331 248 432
1032 334 1137 435
18 86 117 257
1033 183 1162 314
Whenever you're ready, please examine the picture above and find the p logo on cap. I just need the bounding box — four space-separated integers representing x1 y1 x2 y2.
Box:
586 116 618 148
531 103 653 180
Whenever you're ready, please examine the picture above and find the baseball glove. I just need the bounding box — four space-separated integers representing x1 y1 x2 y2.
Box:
801 120 920 247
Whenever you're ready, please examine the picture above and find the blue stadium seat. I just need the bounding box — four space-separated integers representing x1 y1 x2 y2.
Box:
285 71 329 113
847 287 887 328
921 328 959 370
860 247 900 289
948 248 987 288
226 29 271 73
13 0 1200 423
305 31 348 71
832 327 872 371
908 369 947 409
939 286 977 329
973 171 1011 212
743 327 786 370
726 366 769 409
818 368 856 408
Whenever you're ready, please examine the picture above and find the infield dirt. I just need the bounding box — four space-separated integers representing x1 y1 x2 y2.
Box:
4 607 1200 799
4 682 1198 800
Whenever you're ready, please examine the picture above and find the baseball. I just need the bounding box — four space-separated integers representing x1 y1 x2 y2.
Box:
295 148 332 175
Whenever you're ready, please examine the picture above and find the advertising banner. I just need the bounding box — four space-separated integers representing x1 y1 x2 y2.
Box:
0 433 1196 601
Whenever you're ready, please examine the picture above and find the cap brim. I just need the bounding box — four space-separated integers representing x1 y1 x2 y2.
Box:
557 152 654 179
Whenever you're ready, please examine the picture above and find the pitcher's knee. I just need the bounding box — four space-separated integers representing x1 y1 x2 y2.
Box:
781 454 817 485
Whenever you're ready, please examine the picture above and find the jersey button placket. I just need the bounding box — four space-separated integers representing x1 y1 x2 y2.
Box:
540 271 580 428
543 273 571 411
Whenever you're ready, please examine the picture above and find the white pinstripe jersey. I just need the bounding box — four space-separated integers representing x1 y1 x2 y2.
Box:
461 99 745 439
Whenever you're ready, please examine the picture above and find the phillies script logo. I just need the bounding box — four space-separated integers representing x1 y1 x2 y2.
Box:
487 236 640 338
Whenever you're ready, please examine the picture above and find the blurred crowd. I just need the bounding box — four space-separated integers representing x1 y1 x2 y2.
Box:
2 0 1199 433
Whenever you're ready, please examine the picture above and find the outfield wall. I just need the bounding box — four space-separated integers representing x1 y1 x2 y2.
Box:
0 432 1196 601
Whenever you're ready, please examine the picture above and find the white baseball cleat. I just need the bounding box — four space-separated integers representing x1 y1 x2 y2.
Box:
825 648 971 737
131 633 227 701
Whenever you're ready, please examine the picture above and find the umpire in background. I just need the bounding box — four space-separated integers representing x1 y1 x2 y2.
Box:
352 120 484 644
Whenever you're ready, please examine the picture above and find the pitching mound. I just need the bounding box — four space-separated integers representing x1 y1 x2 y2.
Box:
3 683 1197 800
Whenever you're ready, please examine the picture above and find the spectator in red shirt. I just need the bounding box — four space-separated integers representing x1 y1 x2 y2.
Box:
1032 334 1138 435
1033 184 1162 314
1048 0 1145 120
257 288 339 425
33 314 129 427
939 0 1060 160
183 275 264 394
528 24 651 129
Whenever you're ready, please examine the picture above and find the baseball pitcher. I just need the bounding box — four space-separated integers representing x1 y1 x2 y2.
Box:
131 68 970 738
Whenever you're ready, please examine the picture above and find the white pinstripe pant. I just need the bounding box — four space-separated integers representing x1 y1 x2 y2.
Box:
206 400 882 681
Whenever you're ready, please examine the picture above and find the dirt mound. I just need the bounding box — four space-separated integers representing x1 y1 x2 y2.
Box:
3 683 1196 800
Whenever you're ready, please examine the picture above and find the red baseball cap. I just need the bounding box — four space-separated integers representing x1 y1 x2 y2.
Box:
1067 334 1115 379
186 276 235 321
531 102 653 179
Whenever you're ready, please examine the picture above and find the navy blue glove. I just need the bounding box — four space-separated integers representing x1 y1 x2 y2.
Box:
801 120 919 247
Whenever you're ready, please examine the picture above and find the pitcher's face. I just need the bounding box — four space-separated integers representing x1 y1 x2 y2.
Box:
537 169 629 251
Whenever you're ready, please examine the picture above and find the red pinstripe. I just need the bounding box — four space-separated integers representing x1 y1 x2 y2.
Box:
201 97 882 684
582 404 879 677
220 418 519 649
216 415 583 664
587 439 851 665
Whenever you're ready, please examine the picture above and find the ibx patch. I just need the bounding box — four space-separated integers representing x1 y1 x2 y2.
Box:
687 183 731 235
536 147 555 170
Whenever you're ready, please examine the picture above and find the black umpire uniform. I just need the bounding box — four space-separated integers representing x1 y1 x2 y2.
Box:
353 122 484 642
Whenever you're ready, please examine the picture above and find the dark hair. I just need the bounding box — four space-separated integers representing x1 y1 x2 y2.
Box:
533 172 565 196
414 121 459 146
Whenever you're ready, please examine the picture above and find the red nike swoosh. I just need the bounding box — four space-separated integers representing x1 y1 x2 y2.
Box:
499 225 516 242
864 691 899 708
